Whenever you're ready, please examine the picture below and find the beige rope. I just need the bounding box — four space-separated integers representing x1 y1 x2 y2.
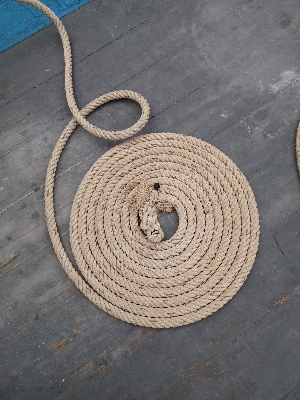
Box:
18 0 150 140
21 0 260 328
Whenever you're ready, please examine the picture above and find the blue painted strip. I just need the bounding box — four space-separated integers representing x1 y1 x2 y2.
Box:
0 0 89 52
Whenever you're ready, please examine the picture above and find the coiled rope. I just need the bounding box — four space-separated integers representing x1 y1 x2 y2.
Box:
20 0 260 328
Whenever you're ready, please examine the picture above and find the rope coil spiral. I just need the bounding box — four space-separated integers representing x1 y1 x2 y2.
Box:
20 0 260 328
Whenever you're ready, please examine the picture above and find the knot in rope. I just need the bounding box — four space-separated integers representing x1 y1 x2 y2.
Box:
126 182 174 243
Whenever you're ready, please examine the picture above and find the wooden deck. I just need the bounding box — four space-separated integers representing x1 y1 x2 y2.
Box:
1 0 300 398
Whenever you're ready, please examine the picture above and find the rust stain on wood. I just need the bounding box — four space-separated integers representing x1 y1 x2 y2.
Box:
1 255 19 269
89 365 107 380
273 294 287 306
204 359 214 367
70 361 92 378
189 362 199 371
52 336 69 350
51 328 83 351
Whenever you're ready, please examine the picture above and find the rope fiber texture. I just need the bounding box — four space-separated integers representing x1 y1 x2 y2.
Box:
20 0 260 328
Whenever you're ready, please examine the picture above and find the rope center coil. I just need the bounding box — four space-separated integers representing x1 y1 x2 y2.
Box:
67 133 259 328
20 0 260 328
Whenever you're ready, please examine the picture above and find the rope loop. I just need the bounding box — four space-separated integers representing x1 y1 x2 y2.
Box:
18 0 150 140
76 90 150 140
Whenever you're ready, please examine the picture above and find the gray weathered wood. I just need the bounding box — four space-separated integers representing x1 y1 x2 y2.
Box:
1 0 300 398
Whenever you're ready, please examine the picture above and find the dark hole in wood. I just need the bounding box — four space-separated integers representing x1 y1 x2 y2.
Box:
157 208 178 241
